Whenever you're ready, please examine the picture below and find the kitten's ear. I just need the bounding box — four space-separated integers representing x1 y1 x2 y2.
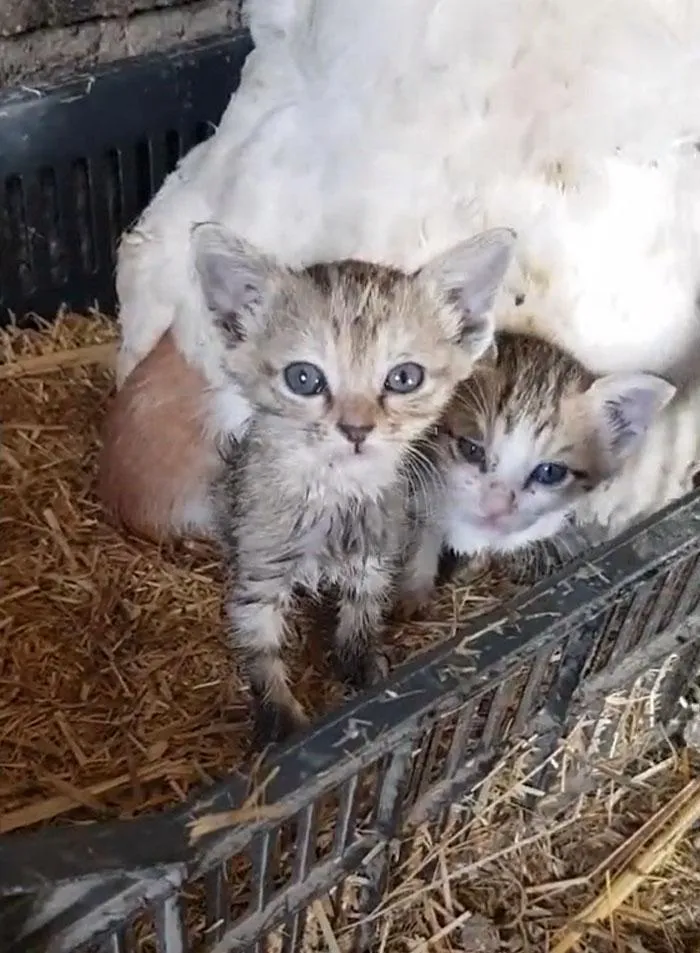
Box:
586 373 676 463
192 222 275 342
418 228 516 359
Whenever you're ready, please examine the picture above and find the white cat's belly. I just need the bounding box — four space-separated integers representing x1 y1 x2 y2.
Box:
488 157 700 377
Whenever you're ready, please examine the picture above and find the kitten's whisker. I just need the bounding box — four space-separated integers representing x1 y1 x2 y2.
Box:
403 446 444 519
405 446 443 485
404 464 438 520
408 444 442 478
404 451 440 486
452 381 490 429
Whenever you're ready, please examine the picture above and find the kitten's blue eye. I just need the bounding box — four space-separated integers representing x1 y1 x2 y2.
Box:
457 437 486 467
384 362 425 394
283 362 327 396
529 462 569 486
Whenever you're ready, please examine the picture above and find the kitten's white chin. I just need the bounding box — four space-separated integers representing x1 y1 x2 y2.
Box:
444 511 568 557
316 443 403 498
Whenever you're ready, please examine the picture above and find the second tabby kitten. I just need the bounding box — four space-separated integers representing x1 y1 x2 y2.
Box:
436 332 691 561
193 222 515 744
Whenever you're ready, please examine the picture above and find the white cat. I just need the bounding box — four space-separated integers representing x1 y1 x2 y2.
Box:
106 0 700 540
118 0 700 389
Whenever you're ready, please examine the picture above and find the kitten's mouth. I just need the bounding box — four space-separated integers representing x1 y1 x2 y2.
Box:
326 447 366 469
470 512 518 536
334 442 370 461
483 513 512 528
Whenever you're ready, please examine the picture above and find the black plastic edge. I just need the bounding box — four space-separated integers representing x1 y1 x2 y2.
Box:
1 487 698 891
0 30 254 322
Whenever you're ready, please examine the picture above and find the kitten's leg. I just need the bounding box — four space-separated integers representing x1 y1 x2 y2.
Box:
333 558 392 690
436 546 462 584
397 524 443 620
466 550 491 577
227 581 309 747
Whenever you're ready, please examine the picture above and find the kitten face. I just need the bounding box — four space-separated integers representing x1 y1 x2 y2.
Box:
220 263 472 490
192 223 516 497
439 334 676 554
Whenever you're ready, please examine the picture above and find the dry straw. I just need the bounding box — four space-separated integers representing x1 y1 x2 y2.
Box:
2 313 699 952
0 310 505 833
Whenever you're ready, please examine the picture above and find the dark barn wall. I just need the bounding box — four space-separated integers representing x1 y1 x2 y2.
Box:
0 0 243 86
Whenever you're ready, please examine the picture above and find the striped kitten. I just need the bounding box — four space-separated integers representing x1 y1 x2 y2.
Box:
437 332 690 559
193 222 515 745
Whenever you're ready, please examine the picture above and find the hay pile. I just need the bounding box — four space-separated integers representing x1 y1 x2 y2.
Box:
319 732 700 953
2 314 699 953
0 312 505 832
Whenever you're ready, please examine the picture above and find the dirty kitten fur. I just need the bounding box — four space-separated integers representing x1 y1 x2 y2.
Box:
193 222 515 744
438 332 686 559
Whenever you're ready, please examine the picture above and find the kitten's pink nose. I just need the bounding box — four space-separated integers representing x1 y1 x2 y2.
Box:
482 485 516 519
337 421 374 446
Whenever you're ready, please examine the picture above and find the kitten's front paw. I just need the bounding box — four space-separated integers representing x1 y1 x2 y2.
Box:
436 547 461 584
335 647 390 692
500 542 561 585
250 696 309 750
396 584 435 621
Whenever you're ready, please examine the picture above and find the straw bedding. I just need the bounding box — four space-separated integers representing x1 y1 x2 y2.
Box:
0 311 507 832
324 735 700 953
1 313 699 952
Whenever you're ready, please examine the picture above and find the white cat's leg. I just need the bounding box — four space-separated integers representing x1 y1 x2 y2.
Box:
333 556 393 690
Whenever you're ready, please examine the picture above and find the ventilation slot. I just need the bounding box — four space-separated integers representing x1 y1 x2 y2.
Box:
193 120 215 145
164 129 182 175
134 139 153 210
179 120 215 154
3 175 33 297
104 148 124 249
71 158 97 276
38 167 67 286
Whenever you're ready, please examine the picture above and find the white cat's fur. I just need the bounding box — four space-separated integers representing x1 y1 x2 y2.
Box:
116 0 700 430
574 386 700 534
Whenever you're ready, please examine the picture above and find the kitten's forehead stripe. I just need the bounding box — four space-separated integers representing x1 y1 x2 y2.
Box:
305 260 407 297
447 332 600 493
303 260 412 340
484 333 594 428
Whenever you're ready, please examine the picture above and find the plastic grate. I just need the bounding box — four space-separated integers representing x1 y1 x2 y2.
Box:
0 32 253 325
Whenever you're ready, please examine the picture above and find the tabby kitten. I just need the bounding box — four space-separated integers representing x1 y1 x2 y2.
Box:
437 332 686 559
193 221 515 744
